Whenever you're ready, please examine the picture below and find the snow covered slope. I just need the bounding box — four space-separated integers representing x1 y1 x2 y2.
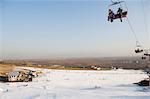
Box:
0 68 150 99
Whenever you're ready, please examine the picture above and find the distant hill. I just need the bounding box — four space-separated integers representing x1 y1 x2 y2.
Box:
1 57 149 70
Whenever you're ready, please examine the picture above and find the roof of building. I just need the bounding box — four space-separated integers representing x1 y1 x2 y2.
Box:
8 71 20 77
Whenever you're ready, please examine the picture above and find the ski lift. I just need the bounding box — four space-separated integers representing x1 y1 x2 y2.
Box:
142 50 150 60
135 46 143 53
141 56 146 60
107 0 128 22
143 50 150 56
135 41 143 53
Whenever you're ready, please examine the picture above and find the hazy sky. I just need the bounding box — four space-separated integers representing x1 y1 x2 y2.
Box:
1 0 150 59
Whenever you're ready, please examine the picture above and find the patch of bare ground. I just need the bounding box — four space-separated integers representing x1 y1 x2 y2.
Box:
0 64 15 76
21 65 93 70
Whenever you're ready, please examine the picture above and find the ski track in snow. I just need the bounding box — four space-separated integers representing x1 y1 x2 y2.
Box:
0 67 150 99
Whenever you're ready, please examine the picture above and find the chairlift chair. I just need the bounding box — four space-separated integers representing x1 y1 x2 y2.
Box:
143 50 150 56
135 47 143 53
135 41 143 53
108 0 128 22
142 56 146 60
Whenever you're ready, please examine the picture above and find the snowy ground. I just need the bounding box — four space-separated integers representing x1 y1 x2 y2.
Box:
0 67 150 99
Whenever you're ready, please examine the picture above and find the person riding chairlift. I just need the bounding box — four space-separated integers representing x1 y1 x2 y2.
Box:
135 48 143 53
108 9 115 22
135 46 143 53
117 7 123 22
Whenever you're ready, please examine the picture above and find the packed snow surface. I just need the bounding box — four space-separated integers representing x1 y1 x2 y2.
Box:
0 68 150 99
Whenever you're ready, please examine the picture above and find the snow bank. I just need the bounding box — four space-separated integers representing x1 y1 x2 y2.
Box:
0 68 150 99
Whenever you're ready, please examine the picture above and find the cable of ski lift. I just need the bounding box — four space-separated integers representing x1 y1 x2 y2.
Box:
141 0 149 37
122 0 144 53
108 0 150 61
140 0 150 60
109 0 124 7
125 15 143 53
108 0 139 43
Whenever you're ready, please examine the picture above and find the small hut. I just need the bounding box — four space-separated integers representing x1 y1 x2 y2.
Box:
8 71 32 82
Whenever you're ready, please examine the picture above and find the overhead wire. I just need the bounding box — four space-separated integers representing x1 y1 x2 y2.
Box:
123 0 141 46
141 0 150 57
109 0 142 46
110 0 150 60
141 0 149 35
141 0 149 48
